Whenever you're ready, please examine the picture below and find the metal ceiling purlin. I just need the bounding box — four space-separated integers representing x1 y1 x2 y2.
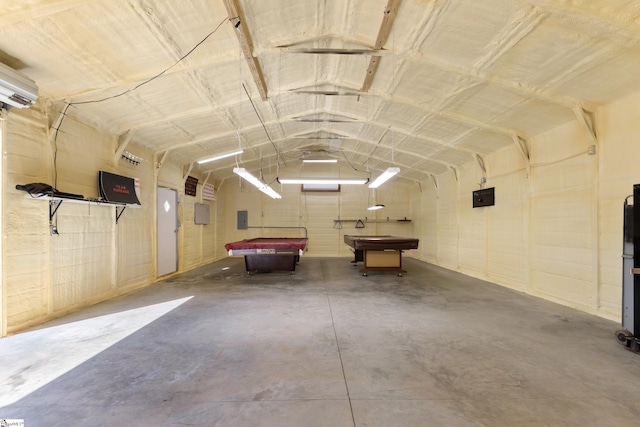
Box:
223 0 268 101
361 0 402 93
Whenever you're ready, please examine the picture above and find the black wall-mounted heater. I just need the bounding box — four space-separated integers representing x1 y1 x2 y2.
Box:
617 184 640 352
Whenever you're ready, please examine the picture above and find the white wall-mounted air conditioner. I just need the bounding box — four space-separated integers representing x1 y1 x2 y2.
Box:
0 62 38 109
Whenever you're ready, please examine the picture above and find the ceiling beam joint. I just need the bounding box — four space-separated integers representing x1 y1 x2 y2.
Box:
223 0 268 101
573 105 597 144
361 0 402 92
115 129 136 163
183 162 195 182
450 166 458 183
512 134 531 175
474 153 487 176
156 151 169 170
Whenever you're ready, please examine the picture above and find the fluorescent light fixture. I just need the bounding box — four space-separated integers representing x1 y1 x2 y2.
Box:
277 177 368 185
367 204 385 210
368 167 400 188
302 158 338 163
233 168 282 199
197 150 243 164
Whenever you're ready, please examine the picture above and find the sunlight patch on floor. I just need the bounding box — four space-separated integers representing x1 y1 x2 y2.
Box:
0 296 193 406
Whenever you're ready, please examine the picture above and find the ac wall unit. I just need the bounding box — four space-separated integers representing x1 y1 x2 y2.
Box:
0 62 38 109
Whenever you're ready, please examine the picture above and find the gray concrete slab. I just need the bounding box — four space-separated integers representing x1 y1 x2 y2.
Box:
1 257 640 426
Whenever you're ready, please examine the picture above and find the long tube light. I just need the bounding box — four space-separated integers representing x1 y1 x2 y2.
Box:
277 177 369 185
367 204 385 210
368 167 400 188
233 168 281 199
302 158 338 163
197 150 244 164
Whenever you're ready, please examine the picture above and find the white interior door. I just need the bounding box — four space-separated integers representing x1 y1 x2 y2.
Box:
157 187 178 276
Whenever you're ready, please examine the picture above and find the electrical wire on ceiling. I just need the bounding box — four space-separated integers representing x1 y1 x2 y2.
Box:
50 16 234 185
71 17 230 106
242 82 284 167
340 150 366 174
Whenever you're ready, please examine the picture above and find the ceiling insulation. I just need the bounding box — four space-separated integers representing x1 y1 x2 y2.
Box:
0 0 638 183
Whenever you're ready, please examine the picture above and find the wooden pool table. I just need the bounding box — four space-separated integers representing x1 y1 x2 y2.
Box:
343 235 419 276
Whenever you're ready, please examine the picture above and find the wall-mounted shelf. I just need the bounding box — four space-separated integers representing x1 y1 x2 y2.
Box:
333 217 411 229
25 194 141 233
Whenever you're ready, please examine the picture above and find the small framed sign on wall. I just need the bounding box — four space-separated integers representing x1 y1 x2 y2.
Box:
202 182 215 200
185 176 198 197
473 187 495 208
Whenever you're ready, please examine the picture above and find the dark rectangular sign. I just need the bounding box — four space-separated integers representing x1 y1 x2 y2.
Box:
473 187 495 208
98 171 141 205
185 175 198 197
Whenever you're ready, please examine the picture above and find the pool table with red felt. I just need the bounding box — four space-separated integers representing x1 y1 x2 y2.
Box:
225 237 309 274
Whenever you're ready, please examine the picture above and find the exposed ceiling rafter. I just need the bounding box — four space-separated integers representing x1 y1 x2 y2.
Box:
223 0 268 101
9 0 633 184
361 0 402 92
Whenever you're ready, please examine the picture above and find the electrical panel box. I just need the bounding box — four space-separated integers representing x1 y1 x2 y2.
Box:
237 210 248 230
194 203 209 225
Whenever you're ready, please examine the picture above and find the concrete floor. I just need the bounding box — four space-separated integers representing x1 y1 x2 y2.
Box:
1 256 640 426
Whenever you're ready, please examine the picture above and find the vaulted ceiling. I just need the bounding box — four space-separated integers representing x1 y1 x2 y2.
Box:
2 0 639 184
